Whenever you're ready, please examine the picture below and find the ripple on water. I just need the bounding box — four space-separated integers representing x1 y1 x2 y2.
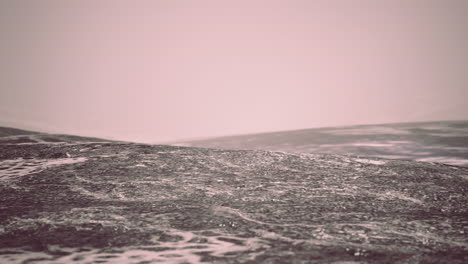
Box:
0 157 87 181
0 229 266 264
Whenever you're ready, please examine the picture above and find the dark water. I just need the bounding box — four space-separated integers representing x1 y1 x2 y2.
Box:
0 139 467 263
175 120 468 167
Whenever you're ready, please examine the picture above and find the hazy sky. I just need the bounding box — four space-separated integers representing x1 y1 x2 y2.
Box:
1 0 467 142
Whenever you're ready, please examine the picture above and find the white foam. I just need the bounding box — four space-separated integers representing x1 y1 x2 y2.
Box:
416 157 468 167
0 229 264 264
326 126 410 136
350 142 393 147
0 157 88 180
373 190 423 204
354 158 386 165
0 250 53 264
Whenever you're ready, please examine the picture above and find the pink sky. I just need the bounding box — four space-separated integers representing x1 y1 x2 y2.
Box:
1 0 467 142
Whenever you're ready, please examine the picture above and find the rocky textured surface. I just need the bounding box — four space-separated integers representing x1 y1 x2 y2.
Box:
173 120 468 167
0 131 467 263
